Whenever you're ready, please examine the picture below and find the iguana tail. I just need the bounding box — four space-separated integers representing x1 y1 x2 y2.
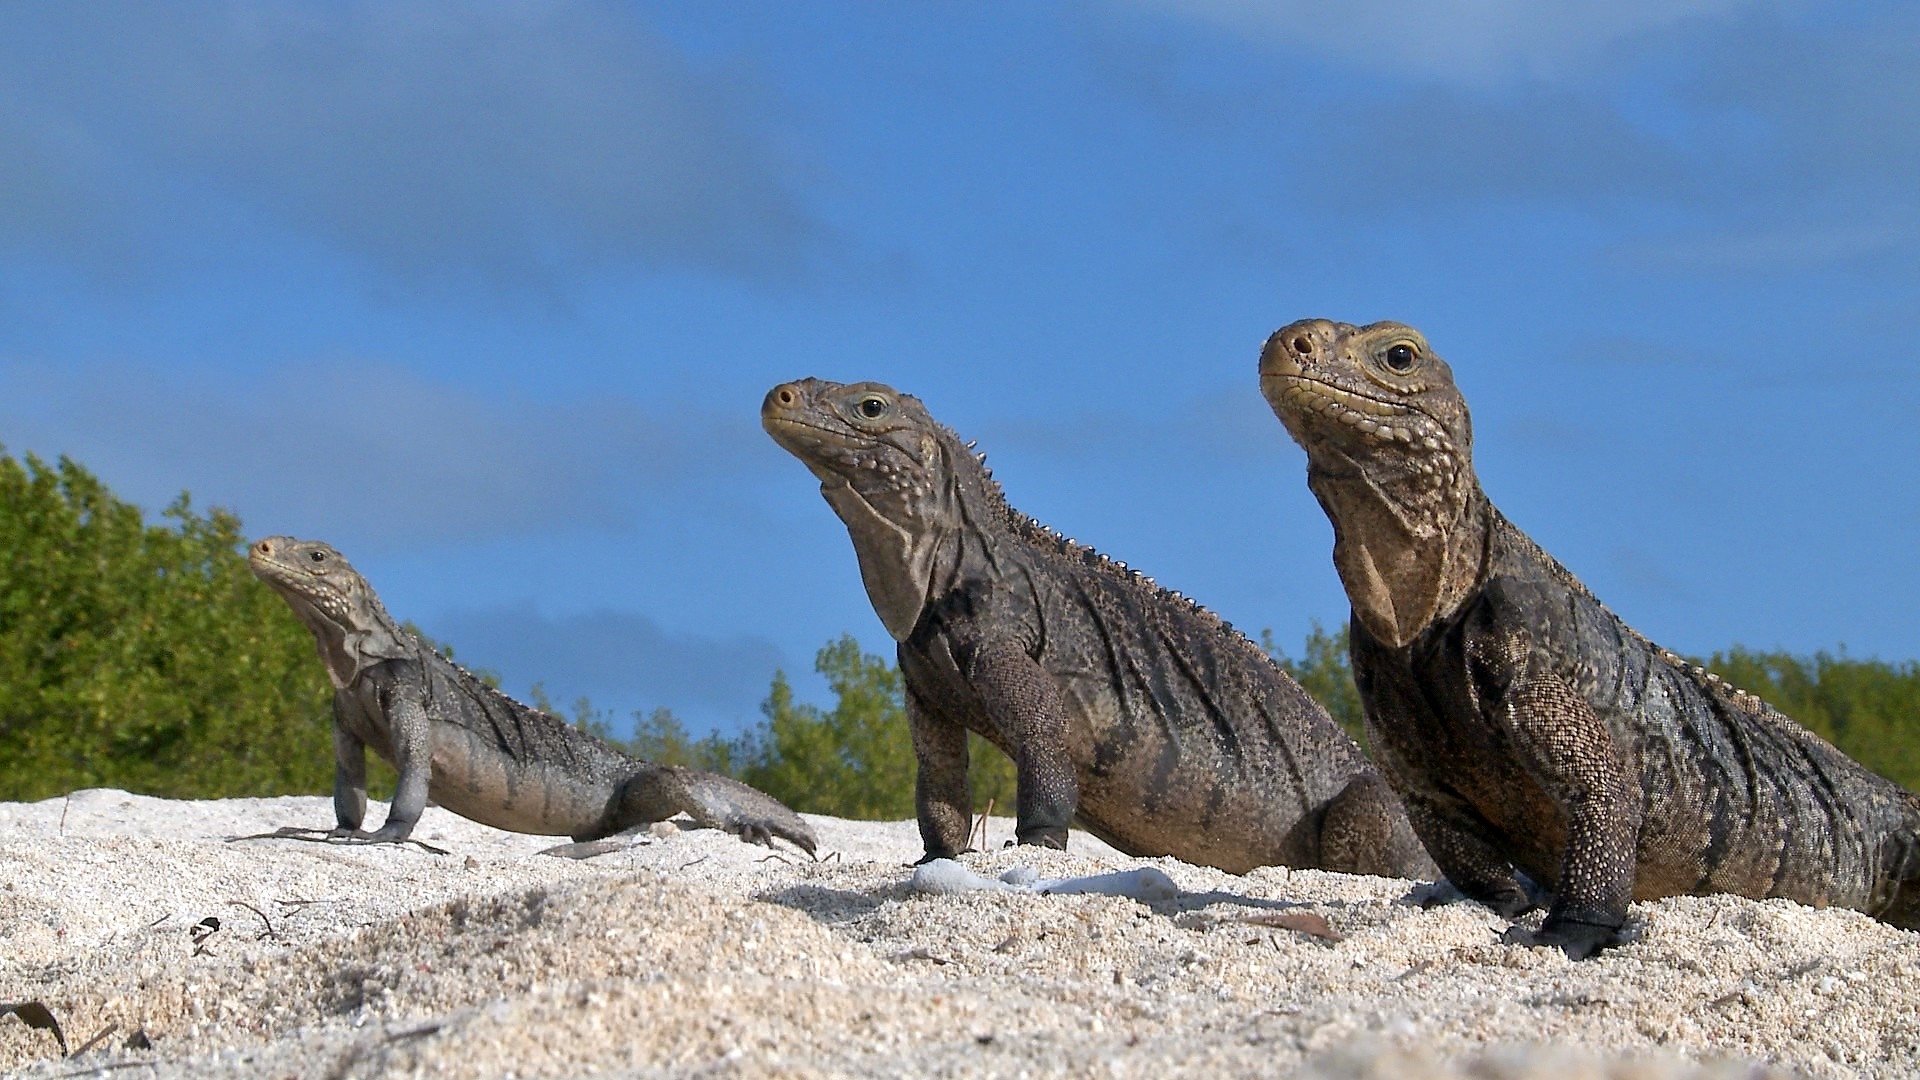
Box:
1875 797 1920 929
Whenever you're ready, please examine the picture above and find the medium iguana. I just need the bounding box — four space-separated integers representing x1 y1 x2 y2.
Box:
249 536 816 855
1259 318 1920 957
762 378 1433 877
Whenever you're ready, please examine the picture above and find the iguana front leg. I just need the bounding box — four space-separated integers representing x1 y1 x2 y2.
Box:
1352 639 1531 911
330 708 369 836
339 693 431 844
1400 788 1536 917
909 685 975 861
1478 626 1641 959
961 639 1078 850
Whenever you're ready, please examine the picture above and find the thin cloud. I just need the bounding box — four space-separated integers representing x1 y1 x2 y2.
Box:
1679 13 1920 197
428 603 784 732
0 2 822 289
979 387 1309 466
1623 213 1920 274
1115 0 1764 87
0 359 767 552
1098 1 1920 272
1305 89 1691 211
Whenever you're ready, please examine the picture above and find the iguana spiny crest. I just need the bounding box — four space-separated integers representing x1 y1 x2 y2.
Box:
762 377 1255 647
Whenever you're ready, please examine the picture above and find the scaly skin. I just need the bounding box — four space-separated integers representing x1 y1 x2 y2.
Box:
1259 318 1920 958
249 537 815 855
762 378 1433 877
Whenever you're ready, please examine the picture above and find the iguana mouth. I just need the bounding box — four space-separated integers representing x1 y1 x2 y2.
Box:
1266 373 1406 416
249 556 312 589
762 414 868 452
1265 373 1443 448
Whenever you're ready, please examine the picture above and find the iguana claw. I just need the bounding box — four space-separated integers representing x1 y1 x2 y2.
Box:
1500 917 1621 961
676 769 819 857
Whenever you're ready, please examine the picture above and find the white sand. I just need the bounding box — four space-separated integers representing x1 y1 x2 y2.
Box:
2 789 1915 1078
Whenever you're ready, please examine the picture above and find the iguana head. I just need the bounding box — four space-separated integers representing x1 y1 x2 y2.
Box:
250 536 411 689
1258 319 1483 647
762 378 966 641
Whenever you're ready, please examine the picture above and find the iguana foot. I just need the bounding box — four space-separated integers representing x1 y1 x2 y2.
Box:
1014 826 1069 850
250 824 380 843
669 770 819 857
330 823 417 845
247 826 335 840
1501 916 1622 960
327 826 377 841
1408 879 1466 908
730 819 819 858
1412 879 1536 919
1482 887 1538 920
539 837 632 860
226 825 447 855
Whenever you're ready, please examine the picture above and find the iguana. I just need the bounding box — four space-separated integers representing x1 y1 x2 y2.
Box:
762 378 1433 877
249 536 816 855
1258 318 1920 957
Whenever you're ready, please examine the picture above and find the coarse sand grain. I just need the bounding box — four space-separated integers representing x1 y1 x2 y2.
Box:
2 789 1916 1078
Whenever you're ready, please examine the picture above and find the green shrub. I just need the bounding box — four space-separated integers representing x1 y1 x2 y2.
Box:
6 443 1918 814
0 450 337 800
586 636 1017 821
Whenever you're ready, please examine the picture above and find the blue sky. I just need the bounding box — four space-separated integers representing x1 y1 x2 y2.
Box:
3 2 1916 738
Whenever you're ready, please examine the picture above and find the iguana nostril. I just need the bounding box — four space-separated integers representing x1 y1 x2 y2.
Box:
1292 336 1312 355
776 386 797 407
255 540 272 556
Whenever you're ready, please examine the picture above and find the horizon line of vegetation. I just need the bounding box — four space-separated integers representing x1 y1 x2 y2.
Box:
3 446 1914 814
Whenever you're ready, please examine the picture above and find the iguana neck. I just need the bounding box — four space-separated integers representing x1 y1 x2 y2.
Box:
287 588 415 690
833 428 1024 641
1306 446 1491 649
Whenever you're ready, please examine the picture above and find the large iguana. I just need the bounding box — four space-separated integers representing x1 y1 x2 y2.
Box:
249 536 816 855
1258 318 1920 957
762 378 1432 877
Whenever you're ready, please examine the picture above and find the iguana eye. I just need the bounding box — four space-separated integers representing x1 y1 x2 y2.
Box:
309 550 329 563
856 395 889 420
1383 343 1418 373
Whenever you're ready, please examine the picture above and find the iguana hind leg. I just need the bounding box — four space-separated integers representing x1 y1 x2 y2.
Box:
1319 772 1439 879
608 765 818 856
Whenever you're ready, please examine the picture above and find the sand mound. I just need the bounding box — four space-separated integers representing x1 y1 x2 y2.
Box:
2 789 1913 1077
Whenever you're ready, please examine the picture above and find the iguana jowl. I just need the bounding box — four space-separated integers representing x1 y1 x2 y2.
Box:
763 378 1433 877
249 537 816 854
1259 318 1920 957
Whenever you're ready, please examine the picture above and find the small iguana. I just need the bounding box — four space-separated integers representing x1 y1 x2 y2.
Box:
1259 318 1920 957
762 378 1433 877
249 536 816 855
